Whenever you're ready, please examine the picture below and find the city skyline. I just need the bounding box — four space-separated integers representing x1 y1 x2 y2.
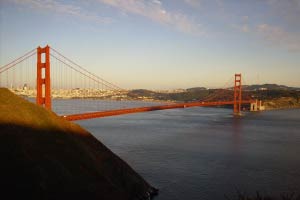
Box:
1 0 300 89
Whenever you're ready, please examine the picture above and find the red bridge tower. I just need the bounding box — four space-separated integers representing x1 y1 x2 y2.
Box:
36 45 51 110
233 73 242 115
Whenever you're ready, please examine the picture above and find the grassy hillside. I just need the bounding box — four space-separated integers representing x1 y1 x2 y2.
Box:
263 97 300 110
0 88 157 200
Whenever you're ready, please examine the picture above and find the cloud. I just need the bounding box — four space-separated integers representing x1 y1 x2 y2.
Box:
9 0 112 24
96 0 204 35
241 24 249 33
257 23 300 52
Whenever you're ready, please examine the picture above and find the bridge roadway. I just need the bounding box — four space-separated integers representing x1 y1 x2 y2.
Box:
63 100 254 121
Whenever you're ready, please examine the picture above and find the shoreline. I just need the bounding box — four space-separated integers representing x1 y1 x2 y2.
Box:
15 91 300 112
263 106 300 111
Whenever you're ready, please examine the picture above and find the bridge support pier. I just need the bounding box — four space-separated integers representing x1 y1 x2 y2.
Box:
250 100 265 112
36 45 51 110
250 101 258 112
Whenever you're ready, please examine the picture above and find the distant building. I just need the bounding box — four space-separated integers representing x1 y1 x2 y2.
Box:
259 87 268 91
23 83 28 91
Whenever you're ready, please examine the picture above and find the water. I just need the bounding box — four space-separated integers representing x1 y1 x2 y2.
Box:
27 98 162 115
65 100 300 199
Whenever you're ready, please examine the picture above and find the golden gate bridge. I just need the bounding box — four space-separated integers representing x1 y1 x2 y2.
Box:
0 45 257 121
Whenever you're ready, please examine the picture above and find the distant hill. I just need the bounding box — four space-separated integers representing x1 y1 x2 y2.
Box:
243 84 300 91
127 89 156 98
186 84 299 92
125 84 299 102
186 87 207 92
0 88 157 200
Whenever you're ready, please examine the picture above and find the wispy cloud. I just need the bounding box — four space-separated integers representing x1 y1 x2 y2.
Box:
257 23 300 52
9 0 112 24
96 0 204 35
231 15 251 33
221 0 300 52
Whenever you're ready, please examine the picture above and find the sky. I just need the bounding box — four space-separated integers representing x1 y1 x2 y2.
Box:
0 0 300 89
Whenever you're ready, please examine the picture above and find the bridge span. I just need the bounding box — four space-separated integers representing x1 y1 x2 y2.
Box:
0 45 261 121
63 100 255 121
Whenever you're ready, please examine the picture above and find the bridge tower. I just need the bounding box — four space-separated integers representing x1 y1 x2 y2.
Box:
36 45 51 110
233 73 242 115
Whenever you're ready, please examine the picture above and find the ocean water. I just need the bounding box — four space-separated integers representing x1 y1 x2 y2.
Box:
55 100 300 199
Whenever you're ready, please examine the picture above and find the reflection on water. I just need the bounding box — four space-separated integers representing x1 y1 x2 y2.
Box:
232 117 242 153
54 99 300 199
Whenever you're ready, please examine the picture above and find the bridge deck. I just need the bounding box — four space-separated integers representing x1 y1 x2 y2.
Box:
63 100 254 121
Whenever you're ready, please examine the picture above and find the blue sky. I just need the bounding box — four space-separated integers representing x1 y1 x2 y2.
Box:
0 0 300 89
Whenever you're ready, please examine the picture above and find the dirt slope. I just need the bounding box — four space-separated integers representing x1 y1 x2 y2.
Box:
0 88 157 200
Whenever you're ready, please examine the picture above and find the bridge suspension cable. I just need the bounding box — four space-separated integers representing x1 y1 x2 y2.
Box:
0 50 37 93
0 49 36 74
50 47 124 91
48 46 157 115
201 76 234 102
1 45 256 120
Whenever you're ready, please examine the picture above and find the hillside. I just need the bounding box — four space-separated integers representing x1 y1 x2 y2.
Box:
243 84 300 91
0 88 157 200
126 86 300 110
263 97 300 110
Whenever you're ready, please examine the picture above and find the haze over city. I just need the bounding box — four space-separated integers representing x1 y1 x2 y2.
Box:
1 0 300 89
